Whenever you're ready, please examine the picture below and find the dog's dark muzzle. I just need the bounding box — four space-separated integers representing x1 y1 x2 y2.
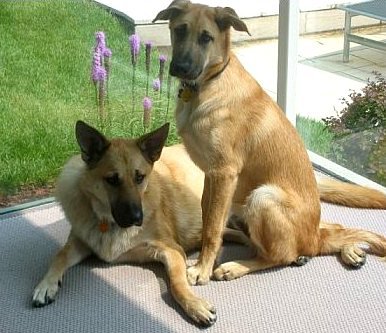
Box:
111 200 143 228
170 59 202 81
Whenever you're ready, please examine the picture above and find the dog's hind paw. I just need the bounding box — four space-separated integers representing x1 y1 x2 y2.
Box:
293 256 311 266
341 245 366 269
32 278 61 307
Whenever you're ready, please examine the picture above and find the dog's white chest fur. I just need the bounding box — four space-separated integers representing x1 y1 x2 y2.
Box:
73 221 143 263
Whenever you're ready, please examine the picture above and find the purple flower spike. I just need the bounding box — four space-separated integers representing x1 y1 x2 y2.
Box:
92 66 107 82
103 47 112 58
92 47 101 66
158 55 167 93
143 96 152 111
152 78 161 92
92 47 103 82
143 96 152 128
159 55 167 63
145 41 152 74
96 31 106 47
129 34 141 65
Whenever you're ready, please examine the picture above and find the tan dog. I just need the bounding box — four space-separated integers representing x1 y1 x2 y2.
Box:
31 121 228 326
153 0 386 286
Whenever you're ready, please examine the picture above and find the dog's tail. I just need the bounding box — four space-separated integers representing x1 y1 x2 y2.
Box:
317 178 386 209
319 222 386 259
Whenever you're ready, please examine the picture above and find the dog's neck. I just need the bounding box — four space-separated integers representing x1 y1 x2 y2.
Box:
178 57 230 102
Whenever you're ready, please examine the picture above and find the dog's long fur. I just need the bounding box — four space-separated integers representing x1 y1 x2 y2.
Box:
32 121 222 326
154 0 386 286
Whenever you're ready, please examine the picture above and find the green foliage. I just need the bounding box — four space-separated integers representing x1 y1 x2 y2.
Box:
323 72 386 134
321 72 386 186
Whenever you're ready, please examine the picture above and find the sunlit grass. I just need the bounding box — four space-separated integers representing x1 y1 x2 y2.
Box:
0 0 178 196
296 116 334 157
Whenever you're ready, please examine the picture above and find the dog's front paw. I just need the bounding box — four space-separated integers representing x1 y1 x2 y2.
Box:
183 297 217 327
32 278 62 307
341 245 366 268
187 264 210 286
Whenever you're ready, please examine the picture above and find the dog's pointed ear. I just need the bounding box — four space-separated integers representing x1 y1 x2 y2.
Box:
152 0 190 22
215 7 251 35
137 123 170 163
75 120 110 167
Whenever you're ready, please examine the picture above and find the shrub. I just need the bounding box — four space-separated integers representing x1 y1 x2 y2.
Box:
322 72 386 134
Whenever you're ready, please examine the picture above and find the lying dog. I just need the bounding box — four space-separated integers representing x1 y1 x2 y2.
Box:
31 121 233 326
153 0 386 286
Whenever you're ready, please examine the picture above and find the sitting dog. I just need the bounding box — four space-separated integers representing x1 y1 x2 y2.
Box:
153 0 386 286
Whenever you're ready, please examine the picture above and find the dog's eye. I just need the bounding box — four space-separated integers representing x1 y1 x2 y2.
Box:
135 170 145 185
105 173 121 187
174 24 187 40
199 32 213 45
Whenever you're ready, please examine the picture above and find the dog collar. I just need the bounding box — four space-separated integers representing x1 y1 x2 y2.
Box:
178 57 230 103
206 57 230 82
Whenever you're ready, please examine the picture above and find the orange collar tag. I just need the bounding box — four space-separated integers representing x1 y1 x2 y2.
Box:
99 220 109 233
180 88 192 102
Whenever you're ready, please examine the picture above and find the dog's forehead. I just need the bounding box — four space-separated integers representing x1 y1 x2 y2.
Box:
170 4 218 33
103 139 149 172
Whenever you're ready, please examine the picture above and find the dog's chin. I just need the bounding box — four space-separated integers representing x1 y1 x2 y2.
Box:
113 218 142 228
170 69 202 82
115 221 141 229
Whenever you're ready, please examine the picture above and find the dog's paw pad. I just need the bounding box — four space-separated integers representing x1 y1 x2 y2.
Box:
341 245 367 269
349 253 367 269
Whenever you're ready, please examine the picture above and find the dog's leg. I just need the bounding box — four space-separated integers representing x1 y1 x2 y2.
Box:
222 227 253 247
320 222 367 268
115 240 217 326
188 171 237 285
32 232 91 307
215 185 303 281
164 246 217 327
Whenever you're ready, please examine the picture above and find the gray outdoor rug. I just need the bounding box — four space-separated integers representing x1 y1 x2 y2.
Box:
1 201 386 333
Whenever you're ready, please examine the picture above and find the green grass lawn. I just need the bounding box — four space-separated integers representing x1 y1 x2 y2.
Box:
296 116 335 157
0 0 335 204
0 0 178 198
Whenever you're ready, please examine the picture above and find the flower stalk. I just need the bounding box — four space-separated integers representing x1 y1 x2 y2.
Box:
143 96 152 131
158 55 167 94
91 31 112 126
129 34 140 114
145 41 152 96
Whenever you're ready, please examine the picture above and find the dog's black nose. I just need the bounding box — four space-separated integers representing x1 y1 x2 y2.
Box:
112 201 143 228
130 208 143 226
170 60 191 77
